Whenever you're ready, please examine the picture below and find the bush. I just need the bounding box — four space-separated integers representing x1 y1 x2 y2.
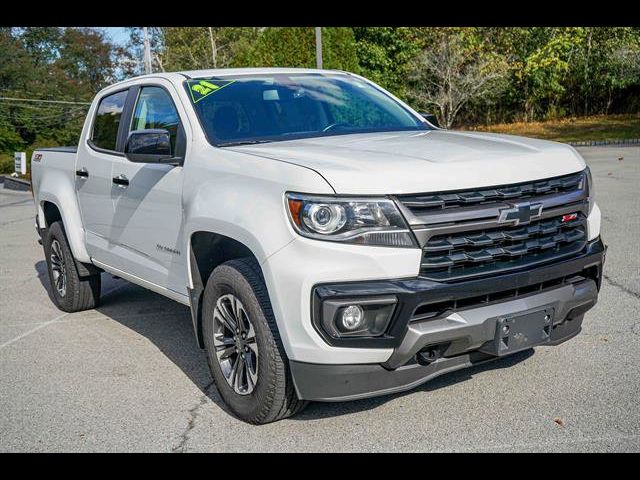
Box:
0 153 14 174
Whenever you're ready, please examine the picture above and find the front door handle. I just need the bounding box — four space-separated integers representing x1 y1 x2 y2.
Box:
75 168 89 178
112 174 129 187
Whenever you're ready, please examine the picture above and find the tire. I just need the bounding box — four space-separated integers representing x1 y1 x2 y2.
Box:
202 258 308 424
43 221 101 312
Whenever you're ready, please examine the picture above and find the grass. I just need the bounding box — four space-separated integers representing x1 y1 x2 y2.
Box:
465 114 640 143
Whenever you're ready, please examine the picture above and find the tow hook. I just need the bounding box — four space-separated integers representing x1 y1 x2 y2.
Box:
416 344 448 365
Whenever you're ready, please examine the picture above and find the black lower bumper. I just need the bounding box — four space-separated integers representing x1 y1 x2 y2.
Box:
293 238 606 402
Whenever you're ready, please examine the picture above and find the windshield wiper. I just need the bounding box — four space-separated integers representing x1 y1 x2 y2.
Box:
217 139 274 147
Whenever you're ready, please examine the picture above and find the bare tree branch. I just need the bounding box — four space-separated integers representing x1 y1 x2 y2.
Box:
409 35 508 128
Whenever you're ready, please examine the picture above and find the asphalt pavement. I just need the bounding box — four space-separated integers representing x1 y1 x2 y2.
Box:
0 146 638 452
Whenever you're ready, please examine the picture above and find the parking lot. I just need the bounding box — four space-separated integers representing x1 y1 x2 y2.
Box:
0 146 638 452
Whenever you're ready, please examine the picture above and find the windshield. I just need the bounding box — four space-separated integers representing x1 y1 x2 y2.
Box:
184 73 429 146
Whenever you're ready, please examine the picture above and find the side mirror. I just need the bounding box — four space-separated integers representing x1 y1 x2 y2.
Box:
125 129 179 164
420 113 440 128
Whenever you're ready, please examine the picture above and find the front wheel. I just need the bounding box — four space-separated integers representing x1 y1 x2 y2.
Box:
202 258 308 424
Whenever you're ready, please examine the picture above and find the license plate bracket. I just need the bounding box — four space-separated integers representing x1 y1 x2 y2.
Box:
482 307 555 356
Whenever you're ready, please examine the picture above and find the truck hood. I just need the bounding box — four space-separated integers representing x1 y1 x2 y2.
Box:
228 130 586 194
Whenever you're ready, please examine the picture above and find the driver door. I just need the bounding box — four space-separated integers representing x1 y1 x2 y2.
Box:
107 83 188 297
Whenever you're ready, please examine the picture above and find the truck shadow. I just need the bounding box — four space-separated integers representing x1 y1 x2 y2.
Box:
35 262 534 422
34 261 229 411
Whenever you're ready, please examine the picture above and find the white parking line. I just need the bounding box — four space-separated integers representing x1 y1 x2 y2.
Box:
0 283 128 350
0 311 69 350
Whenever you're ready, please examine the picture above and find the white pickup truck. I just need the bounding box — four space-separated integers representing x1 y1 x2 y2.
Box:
31 68 606 424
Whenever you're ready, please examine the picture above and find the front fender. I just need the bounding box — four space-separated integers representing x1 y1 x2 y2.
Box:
181 146 335 283
181 146 335 352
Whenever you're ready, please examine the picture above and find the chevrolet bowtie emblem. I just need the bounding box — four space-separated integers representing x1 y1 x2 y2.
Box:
498 202 543 226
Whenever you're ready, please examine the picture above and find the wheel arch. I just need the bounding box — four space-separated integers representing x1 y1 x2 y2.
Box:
37 182 91 264
39 199 101 277
187 230 265 349
41 200 62 227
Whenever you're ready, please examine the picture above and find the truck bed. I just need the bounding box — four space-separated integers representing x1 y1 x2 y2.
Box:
35 146 78 154
30 147 78 224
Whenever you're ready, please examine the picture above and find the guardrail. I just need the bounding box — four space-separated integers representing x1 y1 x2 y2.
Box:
569 138 640 147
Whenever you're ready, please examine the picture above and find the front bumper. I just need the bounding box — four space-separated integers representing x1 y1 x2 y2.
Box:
291 238 606 402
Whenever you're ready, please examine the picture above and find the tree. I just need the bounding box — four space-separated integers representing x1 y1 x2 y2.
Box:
0 27 122 170
566 27 640 115
158 27 259 71
408 31 508 128
248 27 359 72
56 27 119 95
352 27 423 98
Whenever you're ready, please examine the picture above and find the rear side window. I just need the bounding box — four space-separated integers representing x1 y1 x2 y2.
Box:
130 87 181 153
91 90 128 151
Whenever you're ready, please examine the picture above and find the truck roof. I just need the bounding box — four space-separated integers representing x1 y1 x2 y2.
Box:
105 68 348 90
179 67 346 78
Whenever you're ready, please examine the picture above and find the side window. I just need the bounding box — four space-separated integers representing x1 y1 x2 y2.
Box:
130 87 181 153
91 90 128 151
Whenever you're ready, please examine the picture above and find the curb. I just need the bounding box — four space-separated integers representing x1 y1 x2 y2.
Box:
2 176 31 192
569 138 640 147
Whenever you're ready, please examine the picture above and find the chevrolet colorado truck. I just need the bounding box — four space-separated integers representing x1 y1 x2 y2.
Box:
30 68 606 424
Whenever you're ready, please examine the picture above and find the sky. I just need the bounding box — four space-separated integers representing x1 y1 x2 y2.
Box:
104 27 130 47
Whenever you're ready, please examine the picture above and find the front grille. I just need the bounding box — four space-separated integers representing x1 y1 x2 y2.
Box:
421 214 587 281
396 171 590 282
400 171 584 213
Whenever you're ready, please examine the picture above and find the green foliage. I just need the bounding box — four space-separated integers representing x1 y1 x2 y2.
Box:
352 27 423 97
462 27 640 123
247 27 359 72
0 27 121 162
153 27 259 71
0 153 14 174
406 28 510 128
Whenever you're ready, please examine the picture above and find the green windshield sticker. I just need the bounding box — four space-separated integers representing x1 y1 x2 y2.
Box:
188 79 235 103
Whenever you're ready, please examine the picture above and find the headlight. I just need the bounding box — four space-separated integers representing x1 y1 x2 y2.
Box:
286 193 417 247
585 166 595 214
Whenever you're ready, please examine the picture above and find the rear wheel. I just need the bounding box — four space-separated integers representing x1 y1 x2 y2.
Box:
202 258 308 424
44 221 101 312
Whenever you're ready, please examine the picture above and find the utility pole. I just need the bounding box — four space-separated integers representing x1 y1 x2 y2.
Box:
208 27 217 68
315 27 323 69
143 27 152 74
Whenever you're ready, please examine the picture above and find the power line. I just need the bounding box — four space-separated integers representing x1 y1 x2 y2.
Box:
0 102 87 111
8 108 88 121
0 97 91 106
5 110 88 128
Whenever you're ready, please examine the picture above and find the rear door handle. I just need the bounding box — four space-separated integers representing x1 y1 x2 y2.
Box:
75 168 89 178
112 174 129 187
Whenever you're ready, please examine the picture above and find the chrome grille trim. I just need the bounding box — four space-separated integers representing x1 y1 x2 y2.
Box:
395 170 589 282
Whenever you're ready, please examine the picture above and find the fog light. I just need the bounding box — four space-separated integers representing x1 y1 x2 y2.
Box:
318 296 397 339
341 305 364 331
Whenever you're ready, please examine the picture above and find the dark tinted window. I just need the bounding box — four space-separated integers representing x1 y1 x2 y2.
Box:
130 87 181 153
185 74 428 146
91 90 128 151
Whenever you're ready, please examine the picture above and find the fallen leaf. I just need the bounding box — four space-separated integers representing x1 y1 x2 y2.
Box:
554 417 565 427
618 157 624 161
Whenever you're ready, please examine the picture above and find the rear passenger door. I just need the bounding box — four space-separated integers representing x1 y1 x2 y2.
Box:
76 88 130 261
107 82 188 296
